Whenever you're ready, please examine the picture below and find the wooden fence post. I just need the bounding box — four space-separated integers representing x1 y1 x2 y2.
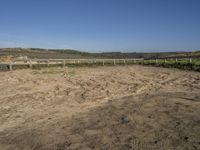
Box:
175 58 178 62
114 59 116 65
156 59 158 63
123 59 126 64
103 60 104 65
189 58 192 63
29 60 32 69
47 60 50 67
164 59 167 63
63 60 66 66
9 62 13 71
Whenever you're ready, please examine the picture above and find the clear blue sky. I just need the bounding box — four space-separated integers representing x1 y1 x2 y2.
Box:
0 0 200 52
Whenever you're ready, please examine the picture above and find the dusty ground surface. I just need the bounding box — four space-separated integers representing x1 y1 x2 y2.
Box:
0 65 200 150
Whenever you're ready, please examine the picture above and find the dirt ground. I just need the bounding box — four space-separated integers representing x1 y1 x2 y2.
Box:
0 65 200 150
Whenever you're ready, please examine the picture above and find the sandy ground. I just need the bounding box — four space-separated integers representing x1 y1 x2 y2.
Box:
0 65 200 150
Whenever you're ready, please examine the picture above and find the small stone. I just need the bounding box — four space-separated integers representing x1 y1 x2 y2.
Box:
121 116 130 124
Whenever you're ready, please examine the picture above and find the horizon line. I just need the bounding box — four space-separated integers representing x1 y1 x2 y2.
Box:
0 47 199 53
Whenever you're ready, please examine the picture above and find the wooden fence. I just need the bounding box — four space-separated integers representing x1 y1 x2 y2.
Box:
0 57 198 71
0 58 144 71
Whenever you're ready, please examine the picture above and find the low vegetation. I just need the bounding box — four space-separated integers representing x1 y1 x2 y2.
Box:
140 59 200 72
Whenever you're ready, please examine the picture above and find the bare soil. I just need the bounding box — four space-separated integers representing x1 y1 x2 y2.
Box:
0 66 200 150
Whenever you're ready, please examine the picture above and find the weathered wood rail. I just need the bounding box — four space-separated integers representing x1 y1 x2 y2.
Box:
0 58 144 71
0 57 198 71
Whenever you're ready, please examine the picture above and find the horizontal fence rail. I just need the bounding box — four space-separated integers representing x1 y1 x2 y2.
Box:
0 58 144 71
0 57 199 71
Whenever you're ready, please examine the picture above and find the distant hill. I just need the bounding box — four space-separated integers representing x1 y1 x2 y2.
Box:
0 48 200 59
0 48 93 59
